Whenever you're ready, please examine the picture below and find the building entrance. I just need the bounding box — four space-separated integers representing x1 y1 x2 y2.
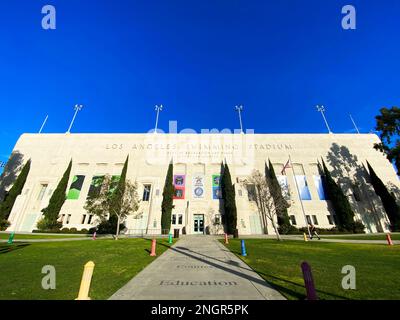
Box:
193 214 204 234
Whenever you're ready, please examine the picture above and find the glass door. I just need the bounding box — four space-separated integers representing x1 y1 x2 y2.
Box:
193 214 204 234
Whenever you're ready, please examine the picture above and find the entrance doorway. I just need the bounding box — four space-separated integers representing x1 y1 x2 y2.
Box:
193 214 204 234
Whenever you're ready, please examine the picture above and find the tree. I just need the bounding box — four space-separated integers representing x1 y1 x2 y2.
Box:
320 160 356 232
0 159 31 223
366 161 400 231
265 159 293 234
38 160 72 230
244 169 288 240
373 107 400 175
221 162 237 235
161 161 174 234
84 175 141 239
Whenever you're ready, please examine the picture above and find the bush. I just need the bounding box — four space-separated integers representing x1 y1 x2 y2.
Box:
278 224 298 235
68 227 77 233
0 219 10 231
36 217 62 231
352 221 366 234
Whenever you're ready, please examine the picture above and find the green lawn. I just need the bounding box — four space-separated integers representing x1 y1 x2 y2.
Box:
0 233 88 240
223 239 400 300
0 238 174 299
321 233 400 241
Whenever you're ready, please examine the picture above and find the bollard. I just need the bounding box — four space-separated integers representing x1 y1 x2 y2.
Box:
301 261 318 300
241 240 247 256
168 233 173 244
386 233 394 246
150 238 157 256
76 261 95 300
7 232 15 244
224 233 229 244
92 232 96 240
303 233 308 242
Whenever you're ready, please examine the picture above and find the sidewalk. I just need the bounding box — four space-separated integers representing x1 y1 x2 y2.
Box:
109 235 285 300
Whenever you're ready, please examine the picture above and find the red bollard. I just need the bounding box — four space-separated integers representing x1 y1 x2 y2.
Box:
301 261 318 300
224 233 229 244
386 233 394 246
92 232 96 240
150 239 157 256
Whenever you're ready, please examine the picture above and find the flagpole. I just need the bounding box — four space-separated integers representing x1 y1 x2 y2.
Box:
288 155 312 238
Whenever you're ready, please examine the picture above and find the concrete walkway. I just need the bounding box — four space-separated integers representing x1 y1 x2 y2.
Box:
109 235 285 300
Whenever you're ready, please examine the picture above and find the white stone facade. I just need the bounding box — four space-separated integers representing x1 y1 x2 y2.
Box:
3 133 398 234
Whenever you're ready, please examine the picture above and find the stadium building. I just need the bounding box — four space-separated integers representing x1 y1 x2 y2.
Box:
1 132 397 234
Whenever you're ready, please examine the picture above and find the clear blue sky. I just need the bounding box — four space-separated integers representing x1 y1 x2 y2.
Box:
1 0 400 169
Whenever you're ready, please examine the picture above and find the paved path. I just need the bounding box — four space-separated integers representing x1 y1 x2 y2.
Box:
109 235 285 300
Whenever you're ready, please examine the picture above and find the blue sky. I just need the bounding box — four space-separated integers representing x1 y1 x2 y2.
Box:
1 0 400 170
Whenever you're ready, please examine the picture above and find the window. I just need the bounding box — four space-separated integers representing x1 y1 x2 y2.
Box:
172 214 176 224
313 175 326 200
327 215 334 225
88 215 93 224
238 189 243 197
59 214 65 223
143 184 151 201
214 214 221 225
178 214 183 225
66 214 71 224
246 184 257 201
306 215 312 225
81 215 87 224
37 184 48 200
277 176 290 200
312 215 318 225
290 215 297 225
156 189 160 196
295 176 312 200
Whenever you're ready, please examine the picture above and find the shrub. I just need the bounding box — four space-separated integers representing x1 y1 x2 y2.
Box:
36 217 62 231
0 219 10 231
352 221 366 234
68 227 77 233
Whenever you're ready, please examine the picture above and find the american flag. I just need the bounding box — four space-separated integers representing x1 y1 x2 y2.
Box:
281 158 291 175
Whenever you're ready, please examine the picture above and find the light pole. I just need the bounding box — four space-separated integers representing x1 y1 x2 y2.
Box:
154 104 163 134
316 105 332 134
235 105 244 134
349 114 360 134
38 115 48 134
66 104 83 134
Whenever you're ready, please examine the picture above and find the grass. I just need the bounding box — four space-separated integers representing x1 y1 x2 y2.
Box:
223 239 400 300
0 233 88 240
0 238 174 299
321 233 400 241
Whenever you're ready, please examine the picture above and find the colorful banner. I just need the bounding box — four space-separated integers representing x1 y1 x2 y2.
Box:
67 175 85 200
173 174 185 199
212 174 222 199
87 175 105 199
192 174 205 199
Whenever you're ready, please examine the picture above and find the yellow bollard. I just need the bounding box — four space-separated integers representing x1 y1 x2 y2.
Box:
76 261 95 300
303 233 308 242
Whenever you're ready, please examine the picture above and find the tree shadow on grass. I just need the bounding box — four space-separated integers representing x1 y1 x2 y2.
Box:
0 243 30 254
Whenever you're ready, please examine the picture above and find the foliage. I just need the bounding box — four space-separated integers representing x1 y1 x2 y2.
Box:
221 162 238 235
161 161 174 234
0 159 31 221
373 106 400 174
84 171 141 236
367 161 400 231
0 219 10 231
320 160 356 232
243 169 289 240
265 160 295 234
40 160 72 230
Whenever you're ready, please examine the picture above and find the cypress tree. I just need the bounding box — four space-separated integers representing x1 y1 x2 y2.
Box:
265 160 292 233
320 160 355 231
41 160 72 230
221 162 237 235
0 159 31 221
161 161 174 234
101 155 129 234
367 161 400 231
